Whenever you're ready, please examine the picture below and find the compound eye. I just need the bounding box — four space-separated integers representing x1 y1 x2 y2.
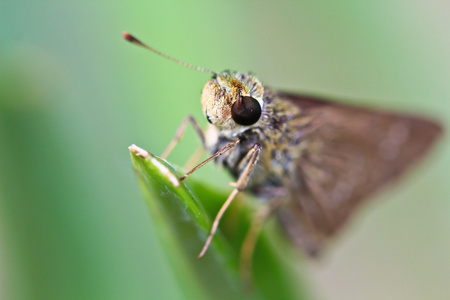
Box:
231 96 262 126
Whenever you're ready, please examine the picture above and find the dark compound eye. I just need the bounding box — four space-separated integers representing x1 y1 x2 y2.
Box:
231 96 262 126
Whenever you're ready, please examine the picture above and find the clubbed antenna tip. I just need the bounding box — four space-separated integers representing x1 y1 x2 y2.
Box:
121 31 217 76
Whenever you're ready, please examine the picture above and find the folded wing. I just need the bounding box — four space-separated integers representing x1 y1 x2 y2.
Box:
276 93 442 255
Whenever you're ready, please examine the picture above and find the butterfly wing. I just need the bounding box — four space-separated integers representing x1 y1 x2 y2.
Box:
276 93 442 255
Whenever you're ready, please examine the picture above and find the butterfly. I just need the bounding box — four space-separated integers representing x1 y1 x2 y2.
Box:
123 32 442 264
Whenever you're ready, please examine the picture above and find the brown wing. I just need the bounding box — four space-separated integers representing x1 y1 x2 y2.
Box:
276 93 442 256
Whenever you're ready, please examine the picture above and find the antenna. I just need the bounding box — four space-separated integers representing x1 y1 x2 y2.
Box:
122 32 217 76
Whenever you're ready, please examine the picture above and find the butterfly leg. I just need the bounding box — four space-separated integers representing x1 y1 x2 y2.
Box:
197 143 261 258
183 146 206 171
161 115 206 159
240 197 285 286
180 138 240 181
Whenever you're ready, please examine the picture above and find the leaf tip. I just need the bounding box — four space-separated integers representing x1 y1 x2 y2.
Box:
129 144 180 187
129 144 150 159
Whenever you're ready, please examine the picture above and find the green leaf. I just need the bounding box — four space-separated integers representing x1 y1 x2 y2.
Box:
129 144 312 300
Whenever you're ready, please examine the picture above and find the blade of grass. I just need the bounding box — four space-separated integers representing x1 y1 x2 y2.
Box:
129 144 312 300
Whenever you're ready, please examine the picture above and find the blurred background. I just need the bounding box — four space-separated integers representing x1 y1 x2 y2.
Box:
1 1 449 299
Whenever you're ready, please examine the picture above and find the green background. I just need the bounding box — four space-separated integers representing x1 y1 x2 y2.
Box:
1 1 449 299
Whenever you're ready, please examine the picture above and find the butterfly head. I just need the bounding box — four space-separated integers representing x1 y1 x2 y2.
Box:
201 71 264 130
